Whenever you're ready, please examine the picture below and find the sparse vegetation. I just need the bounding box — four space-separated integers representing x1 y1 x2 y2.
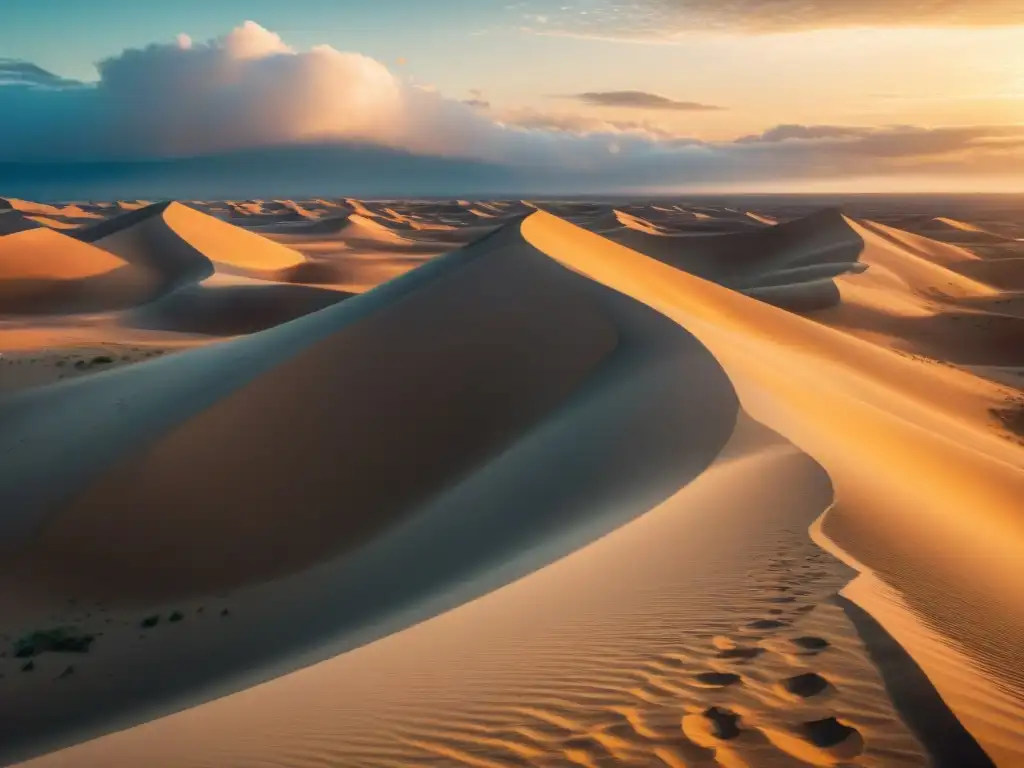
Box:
13 627 95 658
140 615 160 628
169 610 184 623
91 355 114 364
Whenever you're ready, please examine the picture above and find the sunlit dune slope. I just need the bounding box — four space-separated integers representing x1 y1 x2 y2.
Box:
76 201 306 283
521 210 1024 765
0 228 161 313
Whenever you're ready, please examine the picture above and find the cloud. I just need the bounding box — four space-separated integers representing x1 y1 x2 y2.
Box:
561 90 725 111
0 21 1020 195
0 59 83 89
489 105 692 139
517 0 1024 39
734 123 1024 160
0 22 506 162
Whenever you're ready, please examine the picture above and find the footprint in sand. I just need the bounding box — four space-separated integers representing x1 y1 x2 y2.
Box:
693 672 742 688
716 645 764 661
790 636 829 655
780 672 831 698
745 619 788 631
702 707 742 740
763 717 864 762
803 716 865 758
682 707 744 748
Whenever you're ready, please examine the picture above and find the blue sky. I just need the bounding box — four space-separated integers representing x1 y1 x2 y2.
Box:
2 1 508 84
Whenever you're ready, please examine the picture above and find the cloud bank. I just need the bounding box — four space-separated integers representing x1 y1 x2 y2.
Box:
0 21 1021 196
562 91 725 111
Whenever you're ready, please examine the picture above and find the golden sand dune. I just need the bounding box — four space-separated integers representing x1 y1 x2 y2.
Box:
581 208 867 312
0 198 1021 768
1 198 67 217
0 202 348 332
1 199 102 231
0 216 752 762
77 201 306 282
524 211 1024 766
0 228 161 314
336 211 416 245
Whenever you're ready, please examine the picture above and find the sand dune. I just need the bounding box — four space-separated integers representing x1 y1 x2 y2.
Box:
0 228 161 314
0 215 752 763
583 208 867 311
523 210 1024 766
1 197 1021 768
0 211 42 236
1 198 66 217
335 211 415 245
126 274 351 335
77 201 306 283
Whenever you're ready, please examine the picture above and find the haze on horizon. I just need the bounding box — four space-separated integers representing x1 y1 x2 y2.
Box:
2 0 1023 197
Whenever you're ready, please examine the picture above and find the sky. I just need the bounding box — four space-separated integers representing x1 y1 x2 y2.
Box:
2 0 1024 196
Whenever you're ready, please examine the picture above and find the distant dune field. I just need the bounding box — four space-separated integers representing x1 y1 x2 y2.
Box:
0 195 1021 768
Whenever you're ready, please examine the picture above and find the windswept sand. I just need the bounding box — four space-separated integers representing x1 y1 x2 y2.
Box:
0 196 1022 767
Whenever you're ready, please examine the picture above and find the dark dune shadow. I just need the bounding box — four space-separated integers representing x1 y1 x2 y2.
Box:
954 257 1024 292
72 201 174 243
812 299 1024 366
0 266 161 316
837 595 996 768
0 219 737 762
127 281 352 335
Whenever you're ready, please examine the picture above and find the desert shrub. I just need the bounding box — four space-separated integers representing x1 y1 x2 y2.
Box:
14 627 94 658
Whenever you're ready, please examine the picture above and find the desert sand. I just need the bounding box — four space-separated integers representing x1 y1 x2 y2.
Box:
0 194 1021 767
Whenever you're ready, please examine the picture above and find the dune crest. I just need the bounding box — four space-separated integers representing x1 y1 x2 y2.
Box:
78 201 306 282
